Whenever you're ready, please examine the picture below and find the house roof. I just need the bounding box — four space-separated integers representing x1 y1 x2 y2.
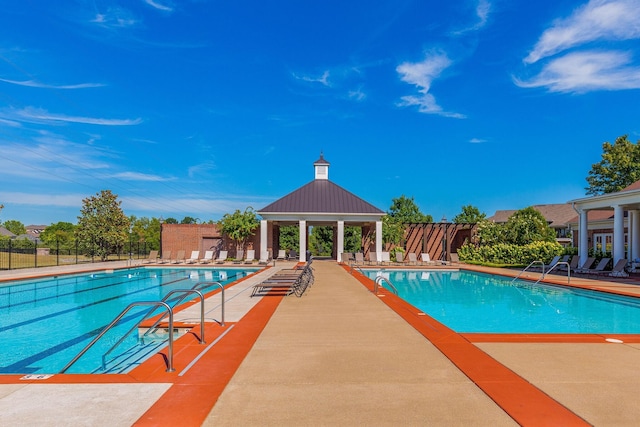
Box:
488 204 576 228
0 226 15 237
258 179 385 215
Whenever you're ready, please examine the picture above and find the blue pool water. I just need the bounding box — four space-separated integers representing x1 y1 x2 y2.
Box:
0 267 258 374
366 269 640 334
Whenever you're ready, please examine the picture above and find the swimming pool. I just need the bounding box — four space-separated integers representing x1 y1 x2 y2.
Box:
0 267 258 375
366 269 640 334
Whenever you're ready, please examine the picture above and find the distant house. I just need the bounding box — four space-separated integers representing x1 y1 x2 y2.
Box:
0 226 16 238
26 225 47 237
487 203 576 246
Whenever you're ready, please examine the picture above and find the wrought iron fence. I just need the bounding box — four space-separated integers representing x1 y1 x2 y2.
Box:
0 239 149 271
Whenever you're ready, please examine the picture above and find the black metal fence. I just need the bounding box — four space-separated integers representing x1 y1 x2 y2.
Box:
0 239 150 271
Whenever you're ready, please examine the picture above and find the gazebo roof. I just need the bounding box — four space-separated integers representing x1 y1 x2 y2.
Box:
258 179 384 215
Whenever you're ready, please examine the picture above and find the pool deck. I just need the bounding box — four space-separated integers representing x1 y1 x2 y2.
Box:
2 260 640 425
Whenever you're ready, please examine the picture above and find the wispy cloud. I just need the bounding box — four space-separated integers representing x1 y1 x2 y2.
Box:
396 51 465 118
292 70 331 86
0 191 84 207
452 0 492 35
525 0 640 64
515 50 640 92
347 87 366 102
469 137 486 143
187 162 216 178
91 7 138 29
2 107 142 126
144 0 174 13
110 171 169 181
0 78 105 89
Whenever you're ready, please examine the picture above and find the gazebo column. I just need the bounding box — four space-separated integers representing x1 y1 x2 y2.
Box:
613 205 625 265
260 219 268 261
299 220 307 262
337 220 344 262
579 209 589 266
375 220 382 262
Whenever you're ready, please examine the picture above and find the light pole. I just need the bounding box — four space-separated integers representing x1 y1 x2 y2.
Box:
441 215 447 264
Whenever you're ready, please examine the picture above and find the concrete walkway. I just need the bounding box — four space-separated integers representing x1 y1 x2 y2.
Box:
204 261 516 426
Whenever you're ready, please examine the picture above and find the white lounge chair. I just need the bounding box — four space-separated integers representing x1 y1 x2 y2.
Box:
215 250 228 264
354 252 364 265
199 250 214 264
276 250 287 261
172 249 186 264
395 252 404 264
381 252 391 265
407 253 418 265
159 250 171 264
233 250 244 264
143 250 158 264
186 250 200 264
258 250 271 265
244 249 255 264
420 253 432 265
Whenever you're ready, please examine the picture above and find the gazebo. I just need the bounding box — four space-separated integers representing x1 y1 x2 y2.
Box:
257 154 385 262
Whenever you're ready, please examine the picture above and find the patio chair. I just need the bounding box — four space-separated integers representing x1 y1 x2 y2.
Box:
172 249 186 264
558 255 579 271
582 258 611 275
288 250 298 261
244 249 256 264
575 257 596 273
199 250 214 264
276 250 287 261
233 250 244 264
407 252 418 265
420 253 432 265
395 251 404 264
367 252 378 265
381 251 391 265
143 250 158 264
450 253 460 264
158 250 171 264
258 249 272 265
215 250 228 264
354 252 365 265
543 255 561 270
341 252 353 263
186 250 200 264
608 259 629 277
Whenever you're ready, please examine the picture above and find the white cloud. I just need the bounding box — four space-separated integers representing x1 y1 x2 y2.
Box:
453 0 492 35
110 172 169 181
396 52 466 118
0 191 84 207
514 50 640 92
347 87 366 101
469 138 486 143
90 7 138 28
144 0 174 12
0 78 105 89
2 107 142 126
525 0 640 64
292 70 331 86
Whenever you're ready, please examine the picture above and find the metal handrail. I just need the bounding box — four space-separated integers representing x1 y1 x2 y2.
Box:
511 260 545 283
350 264 367 276
539 261 571 284
140 289 206 344
60 301 175 374
192 281 225 326
374 276 398 295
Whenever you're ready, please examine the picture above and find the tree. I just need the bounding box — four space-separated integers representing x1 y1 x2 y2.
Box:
181 216 199 224
278 225 299 252
344 226 361 252
586 135 640 195
3 220 26 235
382 215 404 247
217 207 259 251
387 195 433 224
453 205 486 223
309 226 333 256
76 190 130 261
164 217 179 224
503 207 556 245
40 222 76 249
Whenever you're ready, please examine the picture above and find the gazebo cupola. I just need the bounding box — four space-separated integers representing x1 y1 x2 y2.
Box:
314 152 330 180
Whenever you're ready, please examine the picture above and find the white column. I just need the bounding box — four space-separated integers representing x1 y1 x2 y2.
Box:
375 220 383 262
299 220 306 262
337 220 344 262
579 209 589 266
632 210 640 262
613 205 625 264
260 219 268 260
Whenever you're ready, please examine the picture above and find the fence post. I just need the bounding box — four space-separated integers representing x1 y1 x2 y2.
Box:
35 239 38 268
75 240 79 264
56 239 60 266
8 239 12 270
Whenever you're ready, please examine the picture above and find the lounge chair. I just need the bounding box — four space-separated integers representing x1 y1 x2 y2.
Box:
450 253 460 264
143 250 158 264
341 252 353 264
158 250 171 264
244 249 256 264
354 252 364 265
186 250 200 264
199 250 214 264
558 255 579 271
420 253 432 265
233 250 244 264
407 252 418 265
575 257 596 273
581 258 611 275
172 249 186 264
258 250 272 265
543 255 561 270
288 250 298 261
608 259 629 277
215 250 228 264
381 252 391 265
367 252 378 265
395 252 404 264
276 250 287 261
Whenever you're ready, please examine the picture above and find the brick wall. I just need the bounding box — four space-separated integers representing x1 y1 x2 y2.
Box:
161 223 260 259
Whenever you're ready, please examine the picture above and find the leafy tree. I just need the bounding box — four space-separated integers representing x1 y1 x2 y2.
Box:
453 205 486 223
40 222 76 249
586 135 640 195
128 216 161 252
387 195 433 223
217 207 259 251
76 190 130 261
164 217 179 224
309 226 333 256
344 226 361 252
474 219 504 246
382 215 404 247
278 225 299 252
3 220 26 235
181 216 199 224
503 207 556 245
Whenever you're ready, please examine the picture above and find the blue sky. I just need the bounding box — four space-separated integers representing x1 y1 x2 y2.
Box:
1 0 639 226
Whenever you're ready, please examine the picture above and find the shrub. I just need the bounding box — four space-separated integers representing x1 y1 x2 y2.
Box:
458 241 563 265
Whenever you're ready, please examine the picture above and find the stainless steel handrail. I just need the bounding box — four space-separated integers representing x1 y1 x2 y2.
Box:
374 276 398 295
511 260 545 283
192 281 225 326
60 301 175 374
539 261 571 284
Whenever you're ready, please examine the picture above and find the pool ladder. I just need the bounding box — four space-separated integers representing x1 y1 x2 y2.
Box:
60 281 226 374
374 276 398 295
512 261 571 285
